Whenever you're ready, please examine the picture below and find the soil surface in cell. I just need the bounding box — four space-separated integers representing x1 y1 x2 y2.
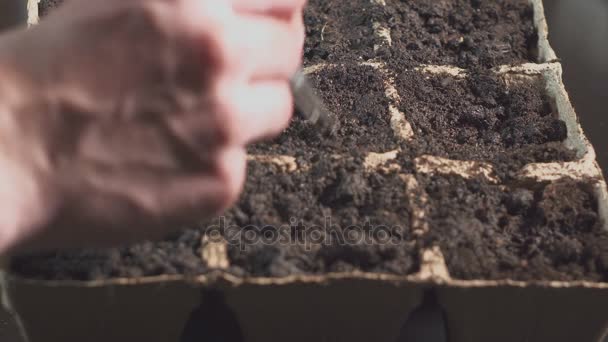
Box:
250 63 397 157
12 158 420 280
224 157 419 277
422 174 608 281
39 0 63 17
303 0 383 65
11 230 207 280
395 69 576 171
304 0 538 68
383 0 538 68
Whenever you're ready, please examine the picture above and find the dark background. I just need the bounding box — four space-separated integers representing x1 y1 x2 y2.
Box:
544 0 608 179
1 0 607 341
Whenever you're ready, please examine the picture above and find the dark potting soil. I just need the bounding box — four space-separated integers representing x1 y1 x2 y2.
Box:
250 63 397 156
12 158 420 280
304 0 538 68
395 69 575 165
382 0 538 69
11 229 207 280
491 141 579 181
303 0 383 65
38 0 63 17
223 158 419 277
422 174 608 281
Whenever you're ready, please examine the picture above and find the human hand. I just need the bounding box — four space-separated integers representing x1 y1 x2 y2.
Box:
0 0 306 253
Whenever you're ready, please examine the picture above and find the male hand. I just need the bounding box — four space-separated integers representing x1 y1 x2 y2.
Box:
0 0 306 253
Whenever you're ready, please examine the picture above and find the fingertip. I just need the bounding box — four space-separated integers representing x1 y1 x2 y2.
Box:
294 9 306 56
241 81 294 142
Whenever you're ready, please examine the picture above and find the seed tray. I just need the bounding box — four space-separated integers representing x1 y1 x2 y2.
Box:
2 1 607 342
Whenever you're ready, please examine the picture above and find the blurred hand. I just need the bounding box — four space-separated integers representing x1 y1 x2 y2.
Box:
0 0 306 253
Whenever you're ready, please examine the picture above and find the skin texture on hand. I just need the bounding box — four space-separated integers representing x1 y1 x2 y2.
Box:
0 0 306 254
